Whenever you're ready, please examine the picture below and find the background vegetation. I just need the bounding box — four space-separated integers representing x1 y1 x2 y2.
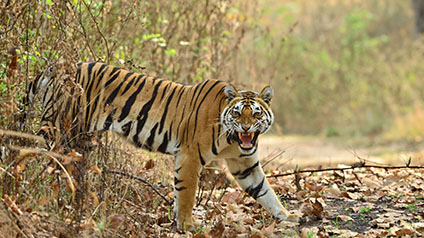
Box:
1 0 424 236
2 0 424 139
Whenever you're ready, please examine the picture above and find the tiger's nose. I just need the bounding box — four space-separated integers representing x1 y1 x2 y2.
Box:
242 125 250 132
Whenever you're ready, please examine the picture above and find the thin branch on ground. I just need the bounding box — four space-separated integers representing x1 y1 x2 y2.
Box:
268 161 424 178
102 169 172 205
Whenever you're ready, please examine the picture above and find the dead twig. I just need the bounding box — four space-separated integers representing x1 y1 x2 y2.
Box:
268 161 424 178
102 169 171 205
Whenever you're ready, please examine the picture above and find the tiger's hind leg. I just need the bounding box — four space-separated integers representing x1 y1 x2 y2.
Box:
173 152 203 231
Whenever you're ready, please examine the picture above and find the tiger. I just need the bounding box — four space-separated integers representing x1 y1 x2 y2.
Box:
26 62 299 230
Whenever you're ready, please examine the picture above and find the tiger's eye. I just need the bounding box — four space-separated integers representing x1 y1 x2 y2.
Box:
232 110 241 117
253 111 262 117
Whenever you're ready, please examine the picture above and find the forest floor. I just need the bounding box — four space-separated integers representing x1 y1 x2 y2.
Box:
1 136 424 237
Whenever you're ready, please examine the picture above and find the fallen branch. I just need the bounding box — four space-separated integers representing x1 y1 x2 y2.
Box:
268 163 424 178
102 169 172 205
0 129 45 143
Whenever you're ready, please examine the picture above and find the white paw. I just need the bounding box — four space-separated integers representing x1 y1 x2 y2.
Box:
275 211 300 223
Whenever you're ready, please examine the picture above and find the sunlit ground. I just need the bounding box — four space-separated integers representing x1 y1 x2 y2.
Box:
259 135 424 170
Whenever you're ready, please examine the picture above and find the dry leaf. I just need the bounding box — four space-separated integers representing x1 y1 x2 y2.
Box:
40 125 58 132
144 159 155 170
413 222 424 232
38 196 52 206
363 177 381 189
326 185 341 197
108 215 124 230
337 215 353 222
395 228 414 236
68 151 83 162
46 166 56 174
305 184 324 192
261 222 275 237
221 191 243 204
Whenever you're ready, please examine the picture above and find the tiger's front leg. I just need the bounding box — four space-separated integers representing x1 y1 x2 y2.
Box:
173 153 203 231
226 156 299 222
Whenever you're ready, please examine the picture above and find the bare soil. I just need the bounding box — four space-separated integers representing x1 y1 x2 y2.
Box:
259 135 424 169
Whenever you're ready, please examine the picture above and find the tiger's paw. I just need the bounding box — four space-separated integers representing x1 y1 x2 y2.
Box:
177 216 198 231
275 210 300 223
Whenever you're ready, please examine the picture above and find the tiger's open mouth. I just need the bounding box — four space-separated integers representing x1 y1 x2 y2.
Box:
236 131 259 150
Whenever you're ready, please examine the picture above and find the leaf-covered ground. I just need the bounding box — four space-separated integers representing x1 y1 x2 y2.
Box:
3 161 423 237
173 166 424 237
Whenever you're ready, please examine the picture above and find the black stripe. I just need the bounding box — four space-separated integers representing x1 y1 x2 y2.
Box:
189 82 204 107
121 72 137 95
168 121 173 142
133 80 164 145
175 166 182 174
89 90 102 124
84 62 99 124
84 62 98 101
257 190 268 199
217 124 221 146
175 186 187 191
145 123 159 150
104 67 121 88
226 131 233 144
105 72 134 107
136 79 163 120
190 80 208 108
211 127 218 155
175 104 186 142
118 76 147 122
192 80 221 140
160 82 171 100
185 81 209 142
245 177 265 199
158 86 177 134
158 131 169 153
214 85 225 100
122 121 132 136
92 64 108 89
198 143 205 166
174 177 183 186
232 161 259 180
175 85 185 107
42 81 52 105
104 110 115 130
240 146 257 157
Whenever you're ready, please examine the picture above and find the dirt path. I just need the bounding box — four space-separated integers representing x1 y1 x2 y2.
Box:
259 136 424 169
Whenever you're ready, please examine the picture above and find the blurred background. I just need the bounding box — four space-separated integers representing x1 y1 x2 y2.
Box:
1 0 424 163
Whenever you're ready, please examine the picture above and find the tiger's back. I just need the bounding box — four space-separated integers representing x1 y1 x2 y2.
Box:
77 62 228 154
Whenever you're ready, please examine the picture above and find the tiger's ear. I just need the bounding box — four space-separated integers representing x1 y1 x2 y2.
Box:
259 86 273 104
224 84 238 101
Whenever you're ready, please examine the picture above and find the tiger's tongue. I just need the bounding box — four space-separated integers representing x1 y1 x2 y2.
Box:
240 134 252 148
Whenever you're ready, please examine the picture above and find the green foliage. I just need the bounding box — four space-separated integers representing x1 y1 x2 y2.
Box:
235 0 424 138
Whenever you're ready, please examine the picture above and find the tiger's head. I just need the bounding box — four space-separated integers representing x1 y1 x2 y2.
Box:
221 84 274 153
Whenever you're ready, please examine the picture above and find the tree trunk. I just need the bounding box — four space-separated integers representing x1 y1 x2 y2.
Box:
413 0 424 37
